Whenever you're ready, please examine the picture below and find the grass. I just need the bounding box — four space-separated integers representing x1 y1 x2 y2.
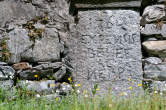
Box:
0 87 166 110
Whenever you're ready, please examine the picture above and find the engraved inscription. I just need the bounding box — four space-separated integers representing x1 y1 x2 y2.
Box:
73 10 142 84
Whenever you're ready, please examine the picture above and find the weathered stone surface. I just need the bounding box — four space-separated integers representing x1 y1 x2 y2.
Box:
71 10 143 95
0 1 37 27
22 28 63 62
72 0 141 8
13 62 31 70
0 80 13 90
157 0 166 3
7 29 33 63
0 66 15 80
17 80 57 94
144 63 166 81
33 62 62 70
144 57 162 65
141 5 166 26
19 65 66 81
142 40 166 58
141 24 166 38
0 62 7 66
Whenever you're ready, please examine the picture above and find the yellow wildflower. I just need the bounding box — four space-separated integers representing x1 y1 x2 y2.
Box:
34 74 38 78
128 86 132 90
137 83 142 87
56 97 59 101
77 84 81 87
128 78 131 82
68 77 72 83
96 88 99 91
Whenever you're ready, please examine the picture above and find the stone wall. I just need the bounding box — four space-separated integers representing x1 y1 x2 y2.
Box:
0 0 165 98
141 0 166 94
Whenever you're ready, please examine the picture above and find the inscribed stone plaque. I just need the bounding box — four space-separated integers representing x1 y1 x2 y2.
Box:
71 10 143 96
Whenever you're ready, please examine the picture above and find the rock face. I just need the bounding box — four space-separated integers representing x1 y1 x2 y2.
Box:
0 65 15 80
0 1 37 28
71 10 143 95
144 63 166 81
7 29 33 63
141 24 166 38
22 28 62 62
142 40 166 58
140 5 166 26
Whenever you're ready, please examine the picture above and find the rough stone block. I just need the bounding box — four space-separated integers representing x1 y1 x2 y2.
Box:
71 10 143 96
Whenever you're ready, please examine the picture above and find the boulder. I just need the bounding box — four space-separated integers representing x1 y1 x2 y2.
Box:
142 40 166 58
144 57 162 65
0 80 14 90
144 62 166 81
141 24 166 38
0 0 37 27
141 5 166 26
0 66 15 80
7 29 33 63
22 28 63 62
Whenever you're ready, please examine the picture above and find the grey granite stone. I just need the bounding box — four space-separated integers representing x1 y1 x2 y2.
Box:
140 5 166 26
144 57 162 65
144 63 166 81
22 28 63 62
0 80 13 90
7 29 33 63
70 10 143 96
0 1 37 27
142 40 166 58
0 66 15 80
141 24 166 38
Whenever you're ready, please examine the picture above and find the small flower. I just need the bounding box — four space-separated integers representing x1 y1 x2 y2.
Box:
96 88 99 91
34 74 38 78
120 92 123 96
128 86 132 90
154 91 158 94
137 83 142 87
160 92 163 95
128 78 131 82
56 97 59 101
36 94 40 98
85 94 88 98
109 104 112 108
83 90 87 95
77 84 81 87
123 92 128 96
62 82 66 84
114 87 118 90
77 90 80 94
68 77 72 83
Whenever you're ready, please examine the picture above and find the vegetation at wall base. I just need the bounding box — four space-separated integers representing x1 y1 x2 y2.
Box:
0 87 166 110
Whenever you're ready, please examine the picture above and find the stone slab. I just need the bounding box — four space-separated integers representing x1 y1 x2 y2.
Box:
71 10 143 96
144 63 166 81
73 0 141 8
